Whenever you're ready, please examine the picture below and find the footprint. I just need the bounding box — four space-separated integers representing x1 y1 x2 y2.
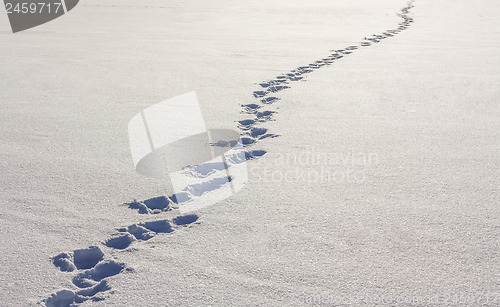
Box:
53 246 105 273
248 127 268 138
261 97 279 104
185 176 233 197
238 119 256 130
172 214 199 226
260 79 287 88
190 162 227 177
267 85 289 93
288 76 303 81
140 220 174 234
241 103 261 114
170 192 191 204
143 196 171 211
253 91 267 98
210 139 239 148
118 224 155 241
256 110 275 121
115 218 187 243
74 246 105 270
240 137 256 146
52 253 76 272
47 281 110 306
105 233 136 250
298 68 313 74
258 133 279 140
47 246 122 305
127 196 172 214
225 150 267 164
72 260 125 288
45 290 76 307
75 280 110 300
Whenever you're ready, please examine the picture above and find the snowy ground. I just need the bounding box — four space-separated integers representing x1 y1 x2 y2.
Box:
0 0 499 306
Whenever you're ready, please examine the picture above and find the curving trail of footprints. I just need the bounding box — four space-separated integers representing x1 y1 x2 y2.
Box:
238 1 415 150
43 1 415 305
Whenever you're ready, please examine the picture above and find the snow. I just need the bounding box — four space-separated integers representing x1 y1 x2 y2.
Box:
0 0 499 306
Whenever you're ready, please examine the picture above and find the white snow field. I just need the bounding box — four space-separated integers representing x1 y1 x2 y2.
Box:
0 0 499 306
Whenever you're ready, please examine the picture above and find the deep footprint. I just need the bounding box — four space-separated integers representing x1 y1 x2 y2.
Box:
72 260 125 288
127 196 172 214
105 233 136 250
173 214 199 226
74 246 105 270
53 246 104 272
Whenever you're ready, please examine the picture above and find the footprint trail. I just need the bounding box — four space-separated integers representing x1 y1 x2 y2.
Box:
43 1 415 305
237 1 415 151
